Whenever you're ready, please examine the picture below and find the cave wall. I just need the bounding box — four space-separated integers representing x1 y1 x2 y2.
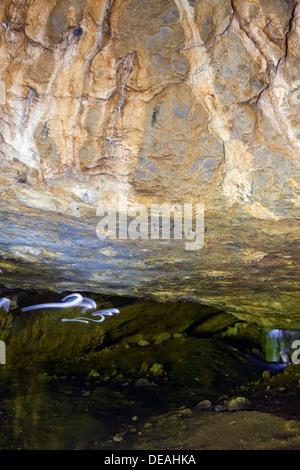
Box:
0 0 300 326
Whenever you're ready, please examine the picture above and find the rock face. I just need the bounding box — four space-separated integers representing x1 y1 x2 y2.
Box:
0 0 299 326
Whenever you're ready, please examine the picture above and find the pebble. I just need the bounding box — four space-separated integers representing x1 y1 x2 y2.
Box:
139 362 149 372
113 433 125 442
38 373 52 382
262 370 271 379
196 399 213 410
215 404 227 412
178 408 192 417
134 378 156 387
149 363 164 376
88 369 100 378
154 333 171 344
227 396 252 411
137 340 150 347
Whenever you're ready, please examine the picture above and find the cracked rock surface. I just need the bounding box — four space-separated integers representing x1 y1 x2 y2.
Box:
0 0 299 326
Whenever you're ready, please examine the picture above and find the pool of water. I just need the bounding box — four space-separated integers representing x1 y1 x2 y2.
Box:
0 367 216 450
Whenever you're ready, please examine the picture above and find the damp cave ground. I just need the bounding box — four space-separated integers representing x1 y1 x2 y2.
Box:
0 289 300 450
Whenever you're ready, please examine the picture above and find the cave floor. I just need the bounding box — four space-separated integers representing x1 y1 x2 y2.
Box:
1 364 300 450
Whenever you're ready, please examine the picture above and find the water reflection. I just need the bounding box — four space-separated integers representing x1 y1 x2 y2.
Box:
0 367 205 450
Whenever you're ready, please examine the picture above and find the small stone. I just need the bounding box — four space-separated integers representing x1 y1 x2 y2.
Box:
154 332 171 344
178 408 192 417
197 399 213 410
215 404 227 412
38 373 52 382
135 378 156 387
227 396 252 411
173 333 186 338
88 369 100 378
113 433 125 442
262 370 271 379
149 363 164 376
252 348 260 356
129 426 137 433
137 340 150 347
139 362 149 372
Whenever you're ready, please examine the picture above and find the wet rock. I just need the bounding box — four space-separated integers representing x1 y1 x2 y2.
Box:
227 397 252 411
196 399 213 410
154 333 172 344
190 312 237 336
113 432 125 442
88 369 100 378
262 371 271 380
38 373 53 382
137 340 150 347
134 378 156 387
178 407 192 417
149 363 164 376
139 362 149 373
215 404 227 412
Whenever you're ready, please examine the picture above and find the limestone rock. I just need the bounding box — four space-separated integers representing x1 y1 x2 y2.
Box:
0 0 299 326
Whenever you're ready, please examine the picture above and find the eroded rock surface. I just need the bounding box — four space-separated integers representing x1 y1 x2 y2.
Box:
0 0 299 326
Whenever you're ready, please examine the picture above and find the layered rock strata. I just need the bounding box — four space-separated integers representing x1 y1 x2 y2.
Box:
0 0 299 326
